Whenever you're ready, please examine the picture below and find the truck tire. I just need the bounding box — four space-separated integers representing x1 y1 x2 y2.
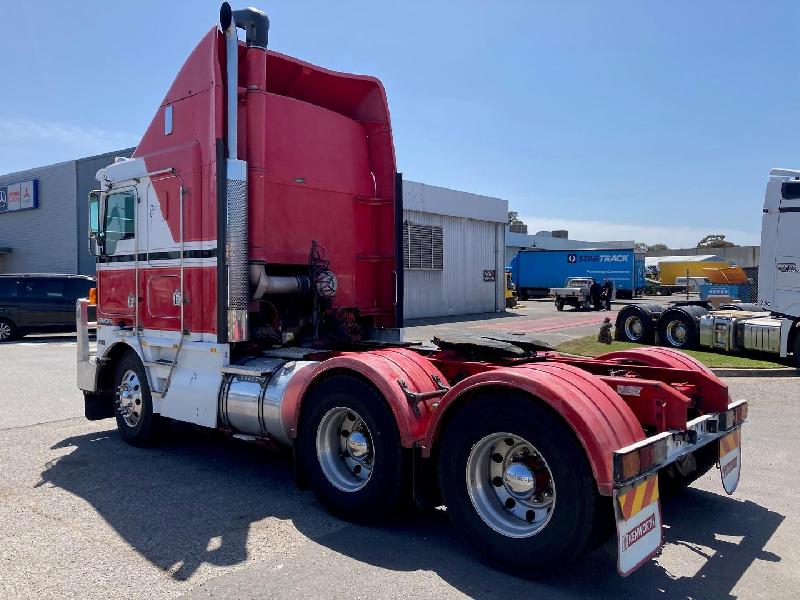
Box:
657 307 704 349
297 375 408 523
113 351 162 447
0 318 17 343
555 299 564 311
615 305 657 344
439 394 600 577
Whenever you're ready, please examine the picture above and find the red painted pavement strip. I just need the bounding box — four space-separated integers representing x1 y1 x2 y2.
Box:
475 312 618 333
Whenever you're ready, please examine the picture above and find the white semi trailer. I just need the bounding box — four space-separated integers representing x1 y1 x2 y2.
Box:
616 168 800 366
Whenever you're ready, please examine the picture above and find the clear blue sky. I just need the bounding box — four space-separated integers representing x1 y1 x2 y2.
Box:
2 0 797 247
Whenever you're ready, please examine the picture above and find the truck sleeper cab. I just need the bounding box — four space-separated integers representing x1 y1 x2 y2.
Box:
77 3 749 578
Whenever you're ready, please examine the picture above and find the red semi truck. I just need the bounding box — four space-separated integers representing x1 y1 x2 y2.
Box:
77 3 747 577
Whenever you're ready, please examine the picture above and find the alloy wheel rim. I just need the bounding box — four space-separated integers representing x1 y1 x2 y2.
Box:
624 315 644 340
116 369 143 428
316 407 375 492
465 432 556 538
0 322 11 340
666 320 688 346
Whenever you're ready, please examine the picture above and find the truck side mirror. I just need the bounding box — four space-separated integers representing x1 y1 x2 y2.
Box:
88 191 102 256
781 181 800 200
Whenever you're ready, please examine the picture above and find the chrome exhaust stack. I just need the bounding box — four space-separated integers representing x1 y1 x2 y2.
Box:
219 3 270 342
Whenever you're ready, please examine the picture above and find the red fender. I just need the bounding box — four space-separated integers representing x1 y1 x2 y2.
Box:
285 348 446 447
596 347 717 378
422 362 645 496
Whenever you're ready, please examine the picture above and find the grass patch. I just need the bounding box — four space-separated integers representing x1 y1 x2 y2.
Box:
556 336 787 369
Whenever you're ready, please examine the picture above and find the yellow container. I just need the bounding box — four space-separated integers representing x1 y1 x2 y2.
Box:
659 260 730 285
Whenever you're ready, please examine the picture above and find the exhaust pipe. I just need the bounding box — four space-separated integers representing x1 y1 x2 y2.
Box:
219 3 270 342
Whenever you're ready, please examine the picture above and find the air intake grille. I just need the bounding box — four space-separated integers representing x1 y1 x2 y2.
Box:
403 221 443 270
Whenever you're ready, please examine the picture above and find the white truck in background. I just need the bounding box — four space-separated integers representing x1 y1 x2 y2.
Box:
616 168 800 366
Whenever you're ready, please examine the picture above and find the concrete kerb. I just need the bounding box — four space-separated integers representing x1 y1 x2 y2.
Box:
712 367 799 378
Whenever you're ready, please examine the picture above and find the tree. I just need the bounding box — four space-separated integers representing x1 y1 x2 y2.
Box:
697 234 737 249
507 211 522 225
507 211 528 234
635 242 668 253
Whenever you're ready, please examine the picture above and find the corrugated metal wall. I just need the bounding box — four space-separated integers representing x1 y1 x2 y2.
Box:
404 209 504 319
0 161 78 274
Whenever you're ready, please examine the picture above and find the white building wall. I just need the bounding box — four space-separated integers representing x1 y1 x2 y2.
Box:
403 210 504 319
401 180 507 320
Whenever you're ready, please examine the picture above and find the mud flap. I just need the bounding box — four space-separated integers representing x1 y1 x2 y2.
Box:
719 429 742 495
614 474 663 576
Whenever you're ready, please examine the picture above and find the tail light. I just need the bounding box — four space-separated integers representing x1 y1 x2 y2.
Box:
88 287 97 305
718 401 748 431
614 436 669 482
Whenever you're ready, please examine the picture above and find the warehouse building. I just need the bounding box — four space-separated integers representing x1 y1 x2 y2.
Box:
0 152 507 319
0 148 134 275
402 181 507 319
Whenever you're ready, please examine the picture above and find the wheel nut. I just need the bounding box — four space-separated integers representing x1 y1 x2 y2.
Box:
504 498 516 509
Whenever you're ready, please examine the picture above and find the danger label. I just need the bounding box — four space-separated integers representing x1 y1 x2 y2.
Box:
621 513 657 551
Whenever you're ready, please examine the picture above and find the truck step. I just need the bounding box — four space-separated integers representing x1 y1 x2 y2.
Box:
220 364 274 378
262 347 319 359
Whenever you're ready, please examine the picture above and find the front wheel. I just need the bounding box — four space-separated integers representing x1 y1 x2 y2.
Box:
297 375 408 523
439 395 602 577
113 351 162 446
555 299 564 311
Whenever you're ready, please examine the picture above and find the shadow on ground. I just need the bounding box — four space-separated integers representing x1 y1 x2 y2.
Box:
40 425 783 598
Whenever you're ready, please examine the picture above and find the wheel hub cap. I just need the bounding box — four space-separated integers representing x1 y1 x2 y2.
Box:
504 463 535 496
347 431 369 459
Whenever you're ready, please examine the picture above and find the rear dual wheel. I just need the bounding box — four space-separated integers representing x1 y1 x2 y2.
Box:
439 395 603 577
297 376 408 523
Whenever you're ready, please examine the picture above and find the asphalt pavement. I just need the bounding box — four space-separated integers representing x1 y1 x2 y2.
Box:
0 318 797 599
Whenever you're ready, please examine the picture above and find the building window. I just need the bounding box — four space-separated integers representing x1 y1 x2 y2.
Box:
403 221 443 270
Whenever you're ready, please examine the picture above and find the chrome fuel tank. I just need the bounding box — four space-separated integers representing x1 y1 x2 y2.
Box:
219 357 319 445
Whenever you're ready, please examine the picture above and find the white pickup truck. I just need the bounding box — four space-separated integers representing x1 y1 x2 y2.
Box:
551 277 595 311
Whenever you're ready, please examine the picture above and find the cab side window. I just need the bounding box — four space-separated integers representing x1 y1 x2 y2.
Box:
104 191 135 254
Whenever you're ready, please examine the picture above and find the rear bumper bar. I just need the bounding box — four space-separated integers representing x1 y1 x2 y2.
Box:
613 399 748 492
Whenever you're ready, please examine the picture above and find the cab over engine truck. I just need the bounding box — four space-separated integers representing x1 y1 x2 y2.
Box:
77 4 748 578
615 169 800 366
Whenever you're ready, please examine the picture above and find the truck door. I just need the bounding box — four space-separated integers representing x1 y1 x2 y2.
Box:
98 188 138 326
145 180 182 324
775 191 800 294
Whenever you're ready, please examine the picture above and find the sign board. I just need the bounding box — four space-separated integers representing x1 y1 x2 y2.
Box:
0 179 38 214
483 270 496 282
